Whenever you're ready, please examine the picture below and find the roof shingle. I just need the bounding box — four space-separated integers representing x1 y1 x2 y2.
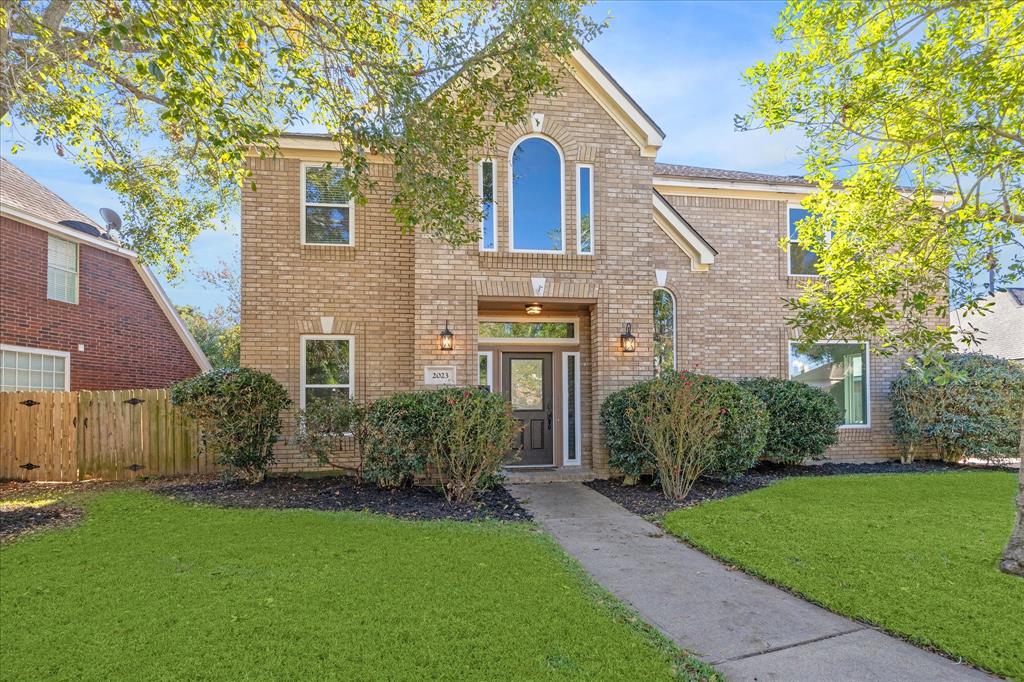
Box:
654 162 811 186
0 157 109 238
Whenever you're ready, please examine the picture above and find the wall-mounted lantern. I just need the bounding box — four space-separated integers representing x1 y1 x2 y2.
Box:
439 321 455 351
620 323 637 353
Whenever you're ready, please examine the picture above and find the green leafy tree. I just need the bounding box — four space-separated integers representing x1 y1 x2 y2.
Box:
2 0 601 274
177 305 239 369
741 0 1024 575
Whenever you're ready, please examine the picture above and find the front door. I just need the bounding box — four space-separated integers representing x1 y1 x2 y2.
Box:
502 352 553 466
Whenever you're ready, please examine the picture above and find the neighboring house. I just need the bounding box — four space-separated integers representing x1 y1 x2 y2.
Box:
0 158 210 391
241 48 914 477
952 288 1024 361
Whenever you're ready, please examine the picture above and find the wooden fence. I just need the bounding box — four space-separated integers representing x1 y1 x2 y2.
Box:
1 389 217 482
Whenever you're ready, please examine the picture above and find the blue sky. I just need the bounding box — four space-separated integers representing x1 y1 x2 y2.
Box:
0 1 817 313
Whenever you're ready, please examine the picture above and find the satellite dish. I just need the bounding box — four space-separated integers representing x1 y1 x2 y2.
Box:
99 207 122 231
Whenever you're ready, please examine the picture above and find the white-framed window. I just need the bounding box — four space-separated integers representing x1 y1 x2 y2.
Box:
0 344 70 391
653 288 676 374
47 235 79 304
562 351 581 465
509 134 565 253
478 317 579 345
477 351 493 390
787 205 819 277
299 335 354 408
301 163 353 246
576 164 593 255
788 341 869 427
479 160 496 251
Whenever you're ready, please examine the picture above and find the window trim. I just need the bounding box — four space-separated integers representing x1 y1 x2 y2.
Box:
478 316 579 345
47 235 79 304
0 343 71 391
787 204 820 278
652 287 677 373
508 134 566 255
562 351 582 466
299 334 355 409
300 163 355 247
576 163 594 255
477 351 493 389
479 159 497 252
787 340 871 429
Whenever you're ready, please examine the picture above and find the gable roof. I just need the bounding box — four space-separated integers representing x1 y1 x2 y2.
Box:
567 47 664 157
0 158 212 372
652 190 716 271
953 289 1024 361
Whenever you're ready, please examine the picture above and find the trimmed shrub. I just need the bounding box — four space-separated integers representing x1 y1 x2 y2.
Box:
602 372 768 483
294 397 367 475
428 388 520 503
738 377 842 464
890 353 1024 463
361 388 519 499
624 375 725 500
362 391 433 488
171 368 291 483
600 380 652 483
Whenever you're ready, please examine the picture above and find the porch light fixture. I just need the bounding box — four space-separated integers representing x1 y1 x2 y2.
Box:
439 321 455 351
620 323 637 353
525 302 543 315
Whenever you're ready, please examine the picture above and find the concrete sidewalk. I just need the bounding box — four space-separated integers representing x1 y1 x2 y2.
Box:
508 483 991 681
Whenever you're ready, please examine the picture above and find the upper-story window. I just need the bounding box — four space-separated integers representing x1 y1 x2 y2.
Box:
577 164 593 255
302 164 353 246
47 235 78 304
480 160 496 251
510 136 564 253
788 206 819 276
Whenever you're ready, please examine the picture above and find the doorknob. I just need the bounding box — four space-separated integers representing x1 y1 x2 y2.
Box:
547 412 552 429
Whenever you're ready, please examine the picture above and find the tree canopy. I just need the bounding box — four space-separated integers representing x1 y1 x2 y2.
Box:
741 0 1024 358
1 0 600 274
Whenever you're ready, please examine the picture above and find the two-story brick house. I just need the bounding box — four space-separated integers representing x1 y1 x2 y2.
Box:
0 158 210 390
241 48 900 478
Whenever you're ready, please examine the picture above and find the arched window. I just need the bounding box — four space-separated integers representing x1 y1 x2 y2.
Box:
510 136 563 252
653 288 676 374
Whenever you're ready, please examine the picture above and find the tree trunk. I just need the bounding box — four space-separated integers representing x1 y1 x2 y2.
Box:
1000 407 1024 576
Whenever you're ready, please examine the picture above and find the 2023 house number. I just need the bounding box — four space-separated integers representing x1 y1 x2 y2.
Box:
424 366 457 385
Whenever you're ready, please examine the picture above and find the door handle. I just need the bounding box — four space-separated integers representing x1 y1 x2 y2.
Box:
547 412 552 429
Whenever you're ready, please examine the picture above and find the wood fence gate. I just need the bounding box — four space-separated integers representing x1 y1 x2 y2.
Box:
1 389 217 481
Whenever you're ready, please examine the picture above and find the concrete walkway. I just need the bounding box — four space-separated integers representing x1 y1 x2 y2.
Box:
508 483 991 681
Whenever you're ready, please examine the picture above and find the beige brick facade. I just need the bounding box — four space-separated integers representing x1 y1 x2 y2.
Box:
242 55 906 476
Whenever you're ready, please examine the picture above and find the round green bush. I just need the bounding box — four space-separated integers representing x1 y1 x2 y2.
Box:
890 353 1024 462
601 372 768 481
171 368 291 483
362 390 435 488
738 377 842 464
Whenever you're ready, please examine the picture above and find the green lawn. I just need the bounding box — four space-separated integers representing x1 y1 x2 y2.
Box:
662 471 1023 679
1 491 714 681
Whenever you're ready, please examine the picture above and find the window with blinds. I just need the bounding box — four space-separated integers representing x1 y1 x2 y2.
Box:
47 235 79 304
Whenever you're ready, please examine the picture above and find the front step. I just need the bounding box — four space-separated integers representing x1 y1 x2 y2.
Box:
502 467 596 484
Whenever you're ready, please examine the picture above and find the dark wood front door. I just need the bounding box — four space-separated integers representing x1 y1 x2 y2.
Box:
502 352 553 466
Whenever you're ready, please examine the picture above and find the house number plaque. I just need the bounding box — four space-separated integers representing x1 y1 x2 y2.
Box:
424 366 457 385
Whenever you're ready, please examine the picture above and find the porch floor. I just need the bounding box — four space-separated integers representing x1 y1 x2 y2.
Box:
501 467 596 484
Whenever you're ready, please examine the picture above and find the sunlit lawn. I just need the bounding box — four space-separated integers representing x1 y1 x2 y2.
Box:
1 491 716 681
663 471 1023 679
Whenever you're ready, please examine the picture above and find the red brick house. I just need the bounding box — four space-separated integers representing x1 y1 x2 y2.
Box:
0 158 210 390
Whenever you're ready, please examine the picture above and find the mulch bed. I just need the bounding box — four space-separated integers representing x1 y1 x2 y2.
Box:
154 476 532 522
0 503 83 544
585 460 1011 517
